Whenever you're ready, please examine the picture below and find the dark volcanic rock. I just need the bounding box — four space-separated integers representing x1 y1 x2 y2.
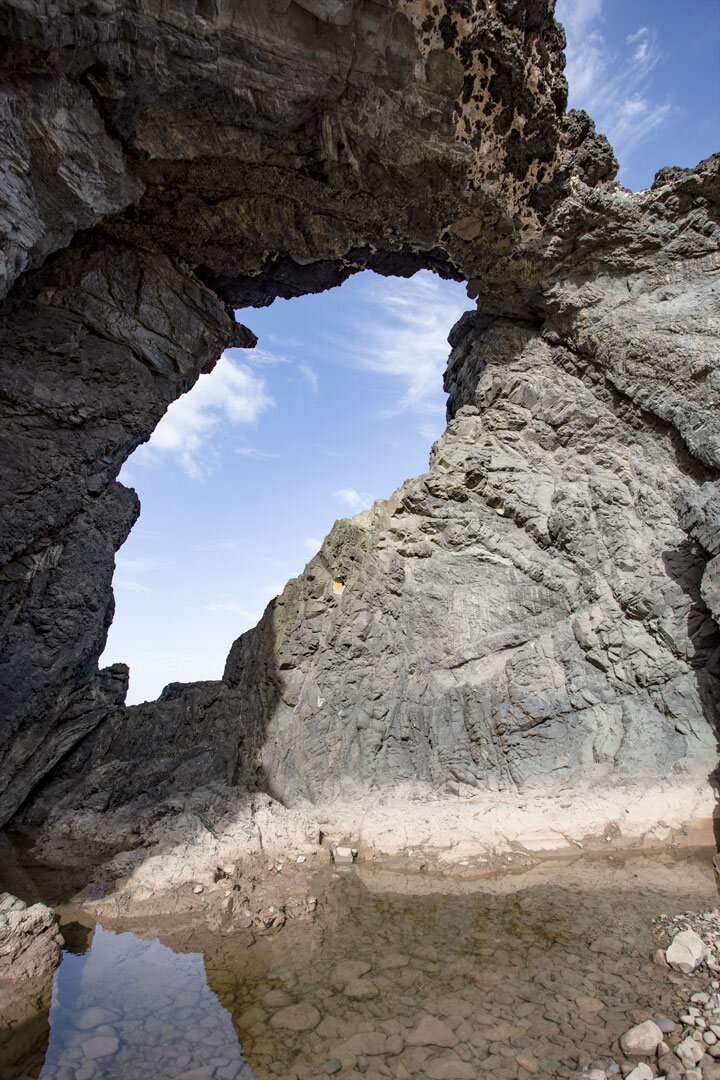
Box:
0 235 252 823
0 1 717 831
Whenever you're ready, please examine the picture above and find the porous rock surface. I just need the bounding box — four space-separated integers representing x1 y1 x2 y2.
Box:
0 1 718 847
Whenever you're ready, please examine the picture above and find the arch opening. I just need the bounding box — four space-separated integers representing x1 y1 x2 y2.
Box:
101 269 470 704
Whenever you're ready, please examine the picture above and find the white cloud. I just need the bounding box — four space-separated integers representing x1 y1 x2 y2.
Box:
333 487 375 513
205 599 259 619
135 353 273 479
115 579 152 594
556 1 676 180
235 447 280 460
557 0 602 40
315 442 343 458
331 270 467 433
244 347 292 366
298 361 319 394
304 536 322 551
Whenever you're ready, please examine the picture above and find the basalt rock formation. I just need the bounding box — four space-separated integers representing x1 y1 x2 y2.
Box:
0 2 718 844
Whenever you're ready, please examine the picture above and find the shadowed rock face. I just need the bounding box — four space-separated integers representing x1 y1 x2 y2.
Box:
0 1 717 831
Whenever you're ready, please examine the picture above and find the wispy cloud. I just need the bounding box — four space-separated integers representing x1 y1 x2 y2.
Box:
115 579 152 594
298 361 319 394
331 270 467 434
205 599 259 619
196 538 240 552
134 353 273 479
315 442 343 458
242 347 291 367
557 0 601 41
113 553 159 595
557 0 676 181
304 536 322 552
235 447 280 460
333 487 375 513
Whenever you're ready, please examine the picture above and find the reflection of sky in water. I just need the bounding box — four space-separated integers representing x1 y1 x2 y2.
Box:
40 925 255 1080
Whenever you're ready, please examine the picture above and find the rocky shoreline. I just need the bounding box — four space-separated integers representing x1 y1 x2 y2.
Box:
2 848 720 1080
7 776 715 921
575 912 720 1080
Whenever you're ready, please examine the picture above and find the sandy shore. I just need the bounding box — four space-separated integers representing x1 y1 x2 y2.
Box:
7 775 714 920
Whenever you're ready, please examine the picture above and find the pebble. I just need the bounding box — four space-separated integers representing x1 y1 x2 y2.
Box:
343 978 379 1000
423 1057 476 1079
342 1032 387 1056
333 959 372 984
677 1034 704 1066
666 928 706 973
625 1066 653 1080
619 1020 663 1056
650 1015 677 1033
73 1007 117 1031
588 937 622 956
405 1015 456 1048
268 1003 321 1031
82 1036 119 1059
575 996 604 1013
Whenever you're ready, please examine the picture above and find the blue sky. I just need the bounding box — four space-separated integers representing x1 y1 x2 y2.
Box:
556 0 719 190
103 0 720 703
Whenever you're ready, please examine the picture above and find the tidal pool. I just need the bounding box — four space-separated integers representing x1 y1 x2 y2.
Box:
1 850 717 1080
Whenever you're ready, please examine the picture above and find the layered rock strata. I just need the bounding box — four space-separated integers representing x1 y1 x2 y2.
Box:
0 0 718 853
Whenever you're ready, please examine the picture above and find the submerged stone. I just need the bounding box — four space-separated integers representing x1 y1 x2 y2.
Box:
268 1003 321 1032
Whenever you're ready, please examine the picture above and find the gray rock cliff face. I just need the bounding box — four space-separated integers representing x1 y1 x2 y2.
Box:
0 0 717 832
18 158 720 838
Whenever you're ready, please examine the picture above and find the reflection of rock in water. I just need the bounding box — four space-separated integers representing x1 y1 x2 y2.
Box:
39 925 255 1080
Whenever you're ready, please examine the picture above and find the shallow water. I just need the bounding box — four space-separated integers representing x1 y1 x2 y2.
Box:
2 850 717 1080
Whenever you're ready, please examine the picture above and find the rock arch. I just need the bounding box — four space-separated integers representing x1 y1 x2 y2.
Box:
0 1 718 842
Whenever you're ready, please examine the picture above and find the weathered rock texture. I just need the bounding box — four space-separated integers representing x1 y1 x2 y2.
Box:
0 892 63 986
0 1 718 838
21 158 720 836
